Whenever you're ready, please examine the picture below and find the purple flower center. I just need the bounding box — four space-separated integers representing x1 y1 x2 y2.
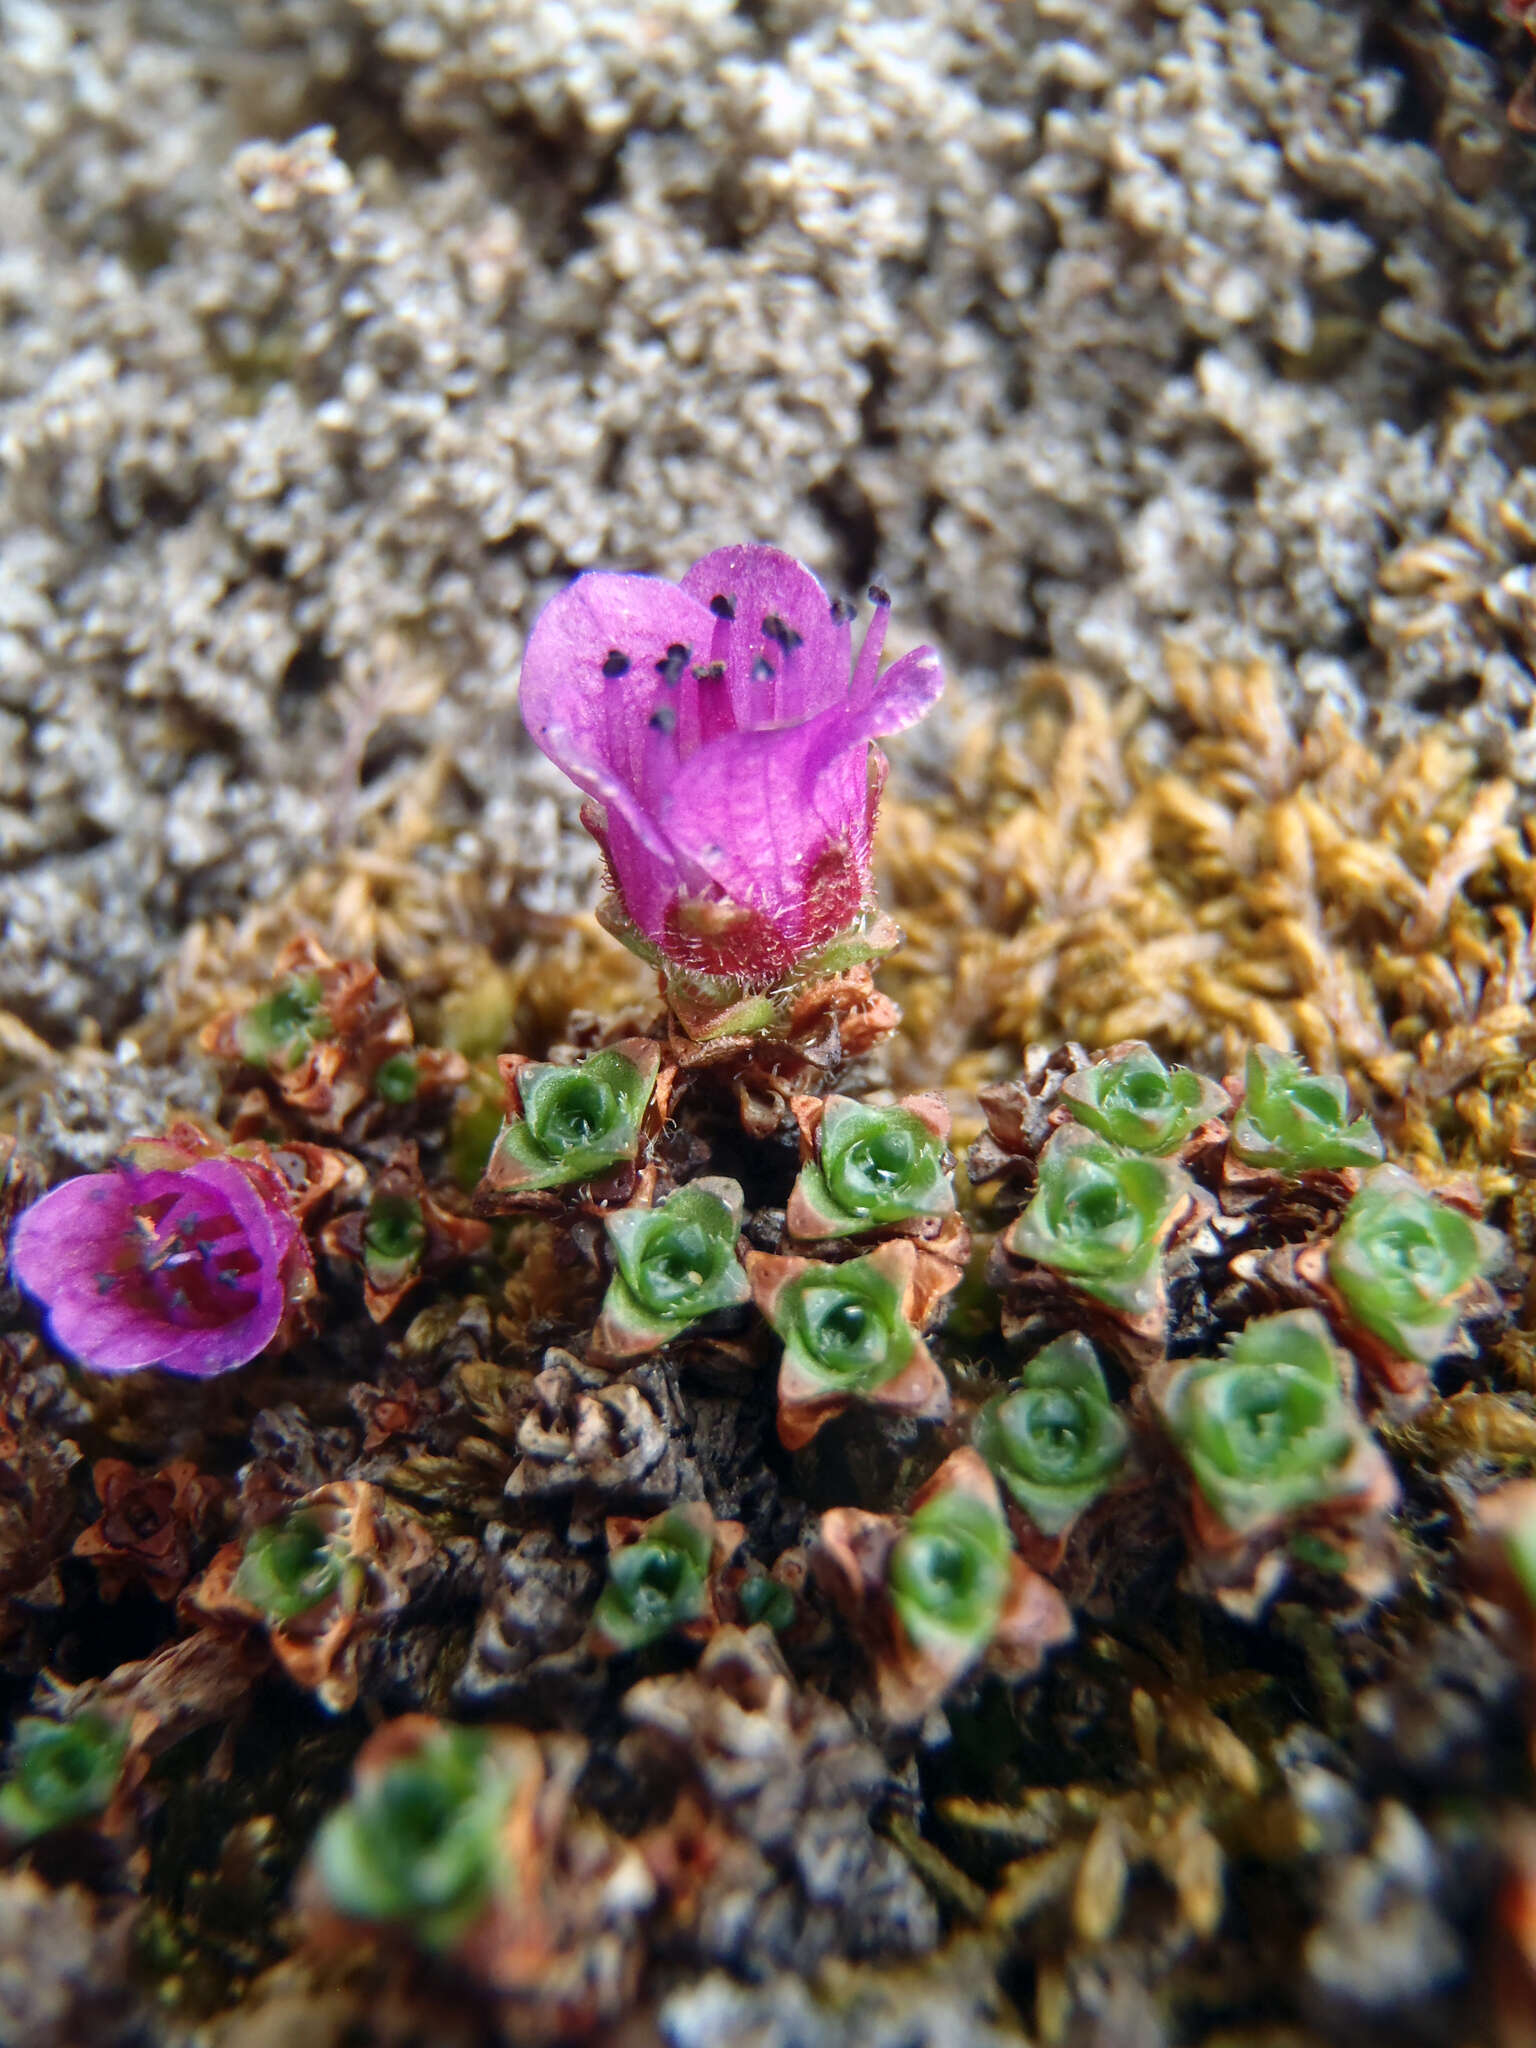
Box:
113 1192 263 1329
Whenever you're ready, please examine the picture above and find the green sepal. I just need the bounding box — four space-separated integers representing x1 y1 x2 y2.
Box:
593 1509 713 1651
0 1715 127 1842
975 1333 1131 1535
888 1491 1013 1657
597 894 898 1041
1229 1047 1384 1174
1161 1310 1357 1533
1060 1045 1227 1155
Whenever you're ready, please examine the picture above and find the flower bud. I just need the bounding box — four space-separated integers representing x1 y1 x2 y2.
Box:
235 970 332 1070
232 1509 351 1624
748 1239 951 1450
1156 1311 1360 1533
887 1491 1014 1659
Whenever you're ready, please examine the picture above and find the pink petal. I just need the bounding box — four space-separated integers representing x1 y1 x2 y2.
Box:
849 643 946 732
654 645 945 940
679 545 854 730
8 1159 289 1378
519 567 717 835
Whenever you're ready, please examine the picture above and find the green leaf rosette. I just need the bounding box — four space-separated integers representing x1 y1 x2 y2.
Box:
888 1490 1014 1661
1229 1047 1384 1174
1158 1311 1358 1533
0 1715 127 1843
235 971 333 1069
362 1192 429 1294
1328 1164 1501 1365
789 1096 954 1239
1005 1126 1194 1316
597 1178 750 1354
234 1509 355 1624
975 1334 1131 1535
482 1040 660 1194
765 1249 916 1396
313 1724 516 1952
592 1508 715 1652
1060 1045 1228 1156
753 1240 950 1448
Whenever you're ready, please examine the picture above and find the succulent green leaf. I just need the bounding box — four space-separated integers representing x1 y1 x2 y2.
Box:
737 1574 796 1631
234 1510 349 1623
363 1192 428 1290
593 1509 714 1651
0 1715 127 1842
313 1725 515 1951
1505 1511 1536 1609
1329 1165 1499 1364
450 1068 506 1191
888 1491 1013 1657
767 1253 918 1395
601 1181 749 1344
374 1054 420 1104
1161 1310 1358 1531
1060 1046 1227 1155
489 1048 656 1191
792 1099 952 1237
975 1334 1130 1535
235 972 332 1070
1229 1047 1384 1173
1006 1127 1192 1315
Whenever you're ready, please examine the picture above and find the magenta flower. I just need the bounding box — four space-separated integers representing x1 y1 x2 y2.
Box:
8 1146 311 1378
520 545 944 1022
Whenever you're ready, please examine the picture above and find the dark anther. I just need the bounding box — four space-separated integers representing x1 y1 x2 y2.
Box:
830 595 858 624
601 650 631 678
654 642 690 685
649 705 678 734
867 583 891 607
692 661 726 682
762 612 803 652
709 593 736 620
752 656 774 684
